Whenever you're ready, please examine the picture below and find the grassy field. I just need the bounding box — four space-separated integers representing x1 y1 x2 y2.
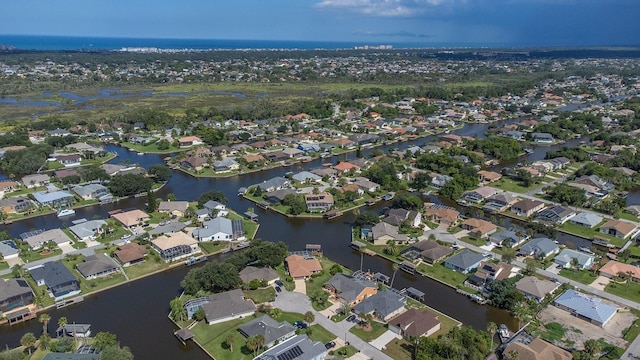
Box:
122 258 168 280
61 255 127 294
606 280 640 304
492 178 544 194
416 260 472 289
539 322 565 343
349 321 387 342
559 223 626 247
620 212 640 223
558 268 598 285
199 241 230 254
383 338 413 360
243 287 276 304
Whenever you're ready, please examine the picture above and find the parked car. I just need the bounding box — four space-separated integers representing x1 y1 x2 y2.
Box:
325 341 336 349
275 286 282 293
346 314 356 322
293 321 308 329
275 280 284 287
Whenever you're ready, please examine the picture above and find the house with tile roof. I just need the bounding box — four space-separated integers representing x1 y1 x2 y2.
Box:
553 289 617 327
402 240 452 264
239 266 280 285
111 209 150 228
462 186 498 203
151 231 201 262
461 218 498 239
503 336 572 360
285 254 322 280
114 242 147 267
599 260 640 282
199 289 256 325
370 222 408 245
510 199 546 217
599 219 637 239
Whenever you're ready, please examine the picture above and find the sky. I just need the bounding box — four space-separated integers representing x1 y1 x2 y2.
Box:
1 0 639 47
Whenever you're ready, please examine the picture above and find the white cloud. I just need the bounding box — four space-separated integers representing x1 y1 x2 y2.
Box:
314 0 463 17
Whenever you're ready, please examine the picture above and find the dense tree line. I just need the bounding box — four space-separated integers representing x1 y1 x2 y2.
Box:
107 174 154 197
574 162 637 190
489 276 525 311
547 183 587 206
465 136 522 160
0 143 53 177
363 161 407 192
545 147 591 162
415 326 491 360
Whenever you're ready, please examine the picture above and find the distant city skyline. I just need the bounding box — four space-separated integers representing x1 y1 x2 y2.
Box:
1 0 639 47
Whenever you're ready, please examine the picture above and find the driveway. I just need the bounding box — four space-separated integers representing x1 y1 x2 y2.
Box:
453 230 469 239
59 242 76 254
590 275 610 291
4 256 23 268
369 329 401 350
294 279 306 294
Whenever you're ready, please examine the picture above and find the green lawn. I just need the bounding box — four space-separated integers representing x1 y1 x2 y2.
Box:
383 338 413 360
0 261 9 270
620 212 640 223
416 261 471 288
60 255 127 294
492 178 541 193
539 322 565 343
606 281 640 304
307 324 337 344
458 236 489 247
350 321 387 342
122 258 169 280
330 345 359 358
559 222 606 240
199 241 229 254
23 275 55 308
22 248 63 262
558 269 598 285
227 211 259 240
243 287 276 304
274 264 296 291
191 317 256 360
623 310 640 342
305 258 348 310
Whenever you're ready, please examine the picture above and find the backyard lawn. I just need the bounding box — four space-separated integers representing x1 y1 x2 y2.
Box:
243 287 276 304
122 259 168 280
383 338 413 360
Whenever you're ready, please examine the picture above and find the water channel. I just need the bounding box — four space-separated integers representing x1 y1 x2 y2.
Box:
0 121 636 357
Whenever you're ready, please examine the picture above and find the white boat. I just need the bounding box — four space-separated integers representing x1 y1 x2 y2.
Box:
56 208 76 218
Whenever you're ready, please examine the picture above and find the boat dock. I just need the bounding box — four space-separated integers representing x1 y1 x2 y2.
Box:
323 210 343 219
56 296 84 309
185 256 207 266
456 289 488 304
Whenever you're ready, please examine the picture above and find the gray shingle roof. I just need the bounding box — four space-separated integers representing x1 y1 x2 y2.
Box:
238 314 296 346
202 289 256 323
255 335 326 360
444 250 484 270
353 289 406 319
76 253 117 278
325 273 377 304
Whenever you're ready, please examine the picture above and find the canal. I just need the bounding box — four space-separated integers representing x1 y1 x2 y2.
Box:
0 121 634 356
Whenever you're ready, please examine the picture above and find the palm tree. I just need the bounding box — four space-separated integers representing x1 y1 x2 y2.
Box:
57 317 67 337
303 311 315 324
384 240 398 256
20 332 36 355
269 308 282 320
487 322 497 350
390 263 399 289
39 313 50 335
225 333 235 352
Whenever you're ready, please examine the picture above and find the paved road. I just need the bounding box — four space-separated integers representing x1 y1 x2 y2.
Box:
274 291 393 360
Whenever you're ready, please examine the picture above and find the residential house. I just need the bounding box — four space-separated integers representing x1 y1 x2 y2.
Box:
178 136 203 147
264 151 289 163
254 335 326 360
265 189 296 205
114 242 147 267
0 240 19 260
0 180 18 195
462 187 498 203
29 262 81 300
553 248 594 270
599 219 637 239
76 253 118 280
503 337 572 360
599 260 640 282
423 206 459 226
323 273 378 307
477 170 502 183
151 231 201 262
238 314 297 348
431 174 452 188
213 158 240 172
352 177 380 193
181 156 208 171
569 212 603 228
466 261 514 289
195 209 210 222
334 161 360 173
510 199 546 217
330 138 356 149
147 221 188 236
203 200 227 215
192 217 244 242
388 308 441 338
444 250 485 274
47 128 70 137
71 184 110 201
535 205 576 224
383 208 422 228
353 289 407 321
194 289 256 325
285 254 322 280
574 175 615 193
157 201 190 218
517 237 559 259
488 229 528 248
553 289 617 327
401 240 453 264
0 196 32 214
292 171 321 183
531 132 554 143
239 266 280 285
68 219 106 241
54 154 82 167
255 177 290 192
370 222 408 245
282 147 305 158
0 278 34 314
461 218 498 239
54 169 79 180
21 174 50 188
305 192 334 212
32 190 75 208
56 324 92 338
483 192 518 213
111 209 150 229
515 276 560 303
22 229 72 251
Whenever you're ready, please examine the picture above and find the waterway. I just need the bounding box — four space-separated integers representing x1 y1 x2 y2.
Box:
0 121 634 356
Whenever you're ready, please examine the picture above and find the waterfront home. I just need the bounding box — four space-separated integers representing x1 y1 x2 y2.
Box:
54 169 79 181
292 171 321 183
71 183 110 201
515 276 560 303
239 266 280 285
213 158 240 172
265 189 297 205
178 136 203 147
0 240 19 260
535 205 576 224
477 170 502 183
304 192 334 212
69 219 106 241
402 240 453 264
510 199 546 217
431 174 452 188
503 336 572 360
599 219 637 239
553 248 594 270
0 195 30 214
483 192 518 213
285 254 322 280
461 218 498 239
488 229 528 248
22 229 73 251
349 133 380 146
47 128 70 137
599 260 640 281
157 200 190 218
111 209 150 229
29 262 81 300
0 278 34 314
353 289 407 321
196 289 256 325
388 308 441 339
151 231 201 262
423 205 459 226
462 186 498 203
114 242 147 267
181 156 208 171
33 190 75 208
324 273 377 307
466 261 514 289
517 237 559 259
195 209 211 222
254 334 326 360
370 222 408 245
53 154 82 167
239 314 297 348
282 147 305 158
444 250 485 274
553 289 617 327
569 212 603 228
383 208 422 228
330 137 356 149
334 161 361 174
56 324 92 338
574 175 615 193
203 200 227 214
531 132 554 143
192 217 240 242
265 151 289 163
147 221 187 236
255 177 290 192
76 253 118 280
352 177 380 192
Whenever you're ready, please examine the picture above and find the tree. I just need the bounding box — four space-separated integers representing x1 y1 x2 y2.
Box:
225 333 235 352
107 173 153 197
156 139 170 150
384 240 399 256
390 263 399 288
392 193 422 211
269 308 282 320
169 297 187 322
309 289 329 308
100 345 134 360
148 164 173 182
487 322 497 350
304 311 315 324
246 335 265 356
39 334 51 350
524 259 537 276
282 194 306 215
583 339 601 357
93 331 119 351
354 211 380 227
197 190 228 208
20 332 36 355
502 248 516 264
39 313 50 335
146 190 157 213
57 317 67 337
507 349 520 360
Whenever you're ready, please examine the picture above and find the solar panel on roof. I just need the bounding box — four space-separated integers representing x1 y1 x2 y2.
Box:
277 345 303 360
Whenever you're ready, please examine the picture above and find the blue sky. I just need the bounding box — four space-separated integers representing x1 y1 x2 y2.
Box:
1 0 639 46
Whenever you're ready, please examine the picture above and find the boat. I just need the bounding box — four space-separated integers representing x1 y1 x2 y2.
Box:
137 152 145 155
381 193 394 201
185 256 206 266
56 208 76 218
457 199 470 207
498 324 511 342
